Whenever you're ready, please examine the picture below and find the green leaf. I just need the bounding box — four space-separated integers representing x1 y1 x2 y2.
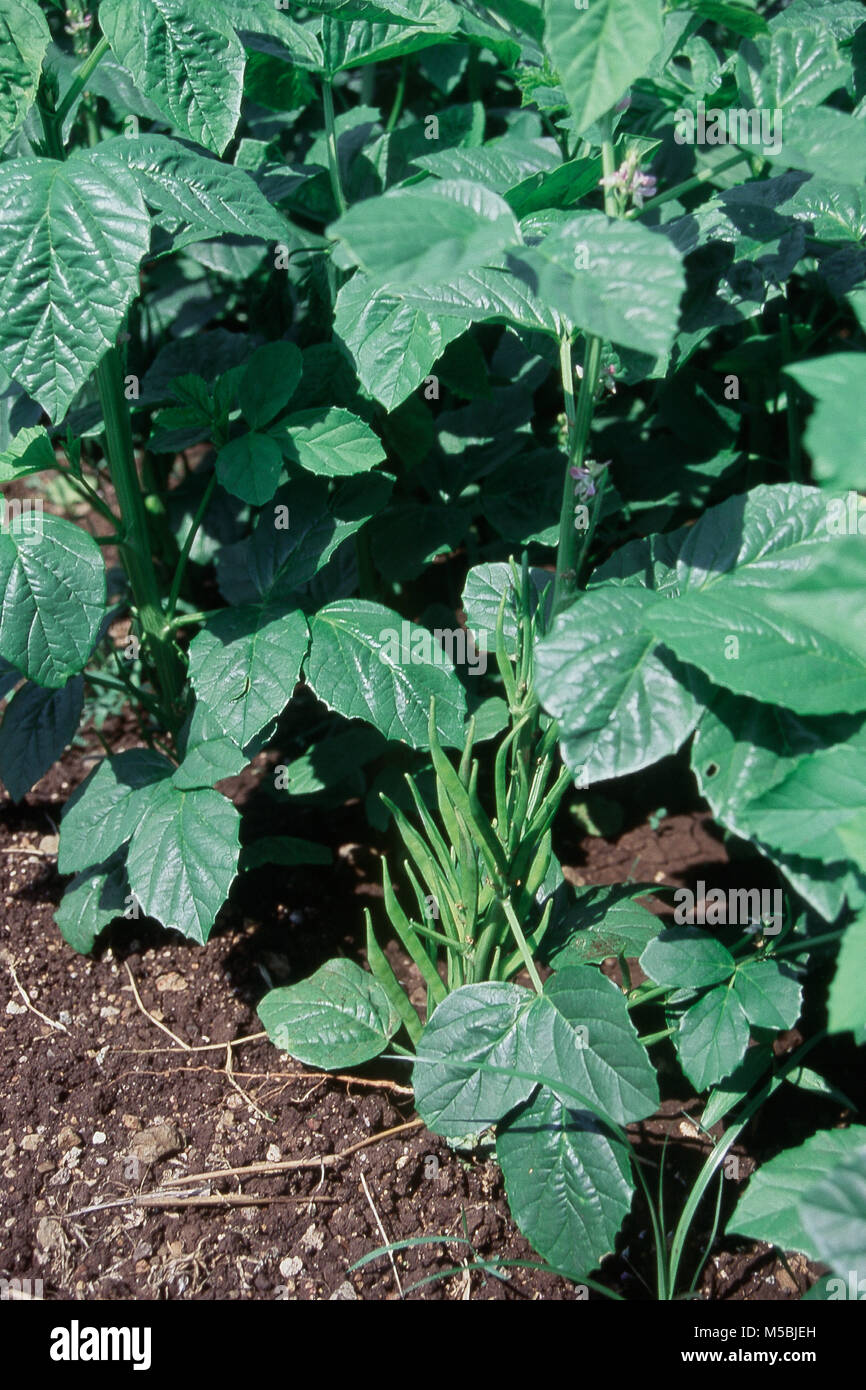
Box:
800 1146 866 1278
641 485 866 715
187 603 309 749
274 406 386 477
97 134 288 251
0 426 56 482
398 261 559 335
462 562 552 656
528 968 659 1125
828 909 866 1037
0 676 83 802
238 341 302 429
692 693 848 844
766 107 866 188
216 431 284 504
0 151 151 420
302 0 459 32
258 958 400 1069
99 0 246 154
700 1044 774 1130
306 600 467 749
58 749 175 875
0 0 50 146
542 884 663 967
735 744 866 867
334 273 465 412
785 356 866 489
216 473 393 604
54 852 129 954
240 836 333 870
323 16 458 70
0 515 106 688
731 1125 866 1259
126 780 241 943
640 928 736 990
413 983 538 1138
497 1086 634 1279
675 985 750 1091
517 212 685 357
731 959 802 1030
277 726 385 795
330 179 521 288
737 23 849 112
678 0 767 38
414 136 560 193
543 0 664 138
535 588 701 784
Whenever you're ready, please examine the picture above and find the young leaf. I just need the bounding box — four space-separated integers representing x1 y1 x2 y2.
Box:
0 152 150 420
675 984 751 1091
543 0 664 138
238 341 303 429
497 1086 634 1280
216 431 284 505
306 600 467 749
126 779 241 944
0 516 106 688
258 958 401 1068
731 959 802 1031
640 928 736 990
0 676 84 802
99 0 246 154
274 407 386 478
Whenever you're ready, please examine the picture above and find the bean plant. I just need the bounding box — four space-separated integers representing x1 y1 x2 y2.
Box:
1 0 864 1296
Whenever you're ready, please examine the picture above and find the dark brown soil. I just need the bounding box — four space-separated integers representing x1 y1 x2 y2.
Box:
0 729 854 1301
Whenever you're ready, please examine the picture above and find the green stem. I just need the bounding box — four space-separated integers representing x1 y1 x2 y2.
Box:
322 76 347 215
500 898 544 994
385 57 408 133
167 474 216 620
53 34 110 131
166 608 225 632
627 150 748 220
779 311 804 482
85 670 161 716
95 348 185 726
769 928 847 958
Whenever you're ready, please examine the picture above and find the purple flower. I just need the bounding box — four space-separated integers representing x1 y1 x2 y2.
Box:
600 155 657 210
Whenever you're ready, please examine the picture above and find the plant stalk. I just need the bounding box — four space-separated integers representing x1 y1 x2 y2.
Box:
95 348 185 725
